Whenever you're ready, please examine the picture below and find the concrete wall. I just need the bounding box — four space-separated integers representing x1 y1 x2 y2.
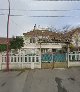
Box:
41 62 67 69
1 62 41 70
69 62 80 67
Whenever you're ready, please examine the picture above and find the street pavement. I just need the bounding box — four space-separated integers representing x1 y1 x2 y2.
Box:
0 68 80 92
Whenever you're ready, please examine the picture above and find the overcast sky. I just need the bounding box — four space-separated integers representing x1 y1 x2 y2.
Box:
0 0 80 37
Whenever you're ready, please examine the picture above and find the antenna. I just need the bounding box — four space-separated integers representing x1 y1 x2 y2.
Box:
34 24 37 30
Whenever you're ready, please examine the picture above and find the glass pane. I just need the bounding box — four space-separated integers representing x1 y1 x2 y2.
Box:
18 57 19 62
11 57 13 62
29 57 31 62
5 57 6 62
21 57 22 62
25 57 27 62
36 57 39 62
32 57 35 62
14 57 16 62
2 57 3 62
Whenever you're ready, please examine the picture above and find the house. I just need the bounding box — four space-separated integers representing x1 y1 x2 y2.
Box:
1 27 80 69
0 37 7 44
64 27 80 51
0 37 11 45
21 27 67 55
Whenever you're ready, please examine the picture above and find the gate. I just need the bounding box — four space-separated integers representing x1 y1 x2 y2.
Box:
1 54 41 69
41 53 67 62
41 53 67 68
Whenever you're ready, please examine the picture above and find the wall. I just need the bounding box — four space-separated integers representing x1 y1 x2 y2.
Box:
23 35 62 49
72 32 80 47
23 43 62 49
41 62 67 69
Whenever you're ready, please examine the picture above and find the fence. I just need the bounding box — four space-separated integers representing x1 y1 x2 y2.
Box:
1 52 80 69
41 52 80 67
41 53 67 62
68 52 80 67
1 54 41 69
69 53 80 61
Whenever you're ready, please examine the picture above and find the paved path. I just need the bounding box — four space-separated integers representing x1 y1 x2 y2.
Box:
0 68 80 92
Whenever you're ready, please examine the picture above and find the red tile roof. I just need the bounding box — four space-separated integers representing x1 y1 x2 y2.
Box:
0 37 11 44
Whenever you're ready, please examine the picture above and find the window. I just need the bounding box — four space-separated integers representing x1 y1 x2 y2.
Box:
33 38 35 43
32 57 35 62
30 38 35 43
30 38 32 43
36 57 39 62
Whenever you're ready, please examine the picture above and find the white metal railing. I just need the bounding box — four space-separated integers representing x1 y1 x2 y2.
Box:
69 53 80 61
2 54 41 63
68 52 80 67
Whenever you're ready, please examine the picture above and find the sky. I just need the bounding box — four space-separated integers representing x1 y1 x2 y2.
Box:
0 0 80 37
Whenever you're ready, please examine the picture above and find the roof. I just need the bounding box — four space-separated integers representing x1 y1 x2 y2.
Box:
63 27 80 40
23 29 70 42
23 29 59 37
0 37 11 44
23 29 50 36
23 27 80 43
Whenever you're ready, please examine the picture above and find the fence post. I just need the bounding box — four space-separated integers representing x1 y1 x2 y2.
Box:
0 53 2 70
40 42 41 68
39 55 41 68
52 53 54 69
79 53 80 60
67 44 70 68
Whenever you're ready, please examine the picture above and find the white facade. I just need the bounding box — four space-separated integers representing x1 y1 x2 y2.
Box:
22 34 63 54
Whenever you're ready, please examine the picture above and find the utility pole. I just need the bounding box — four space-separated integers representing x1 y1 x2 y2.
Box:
6 0 10 71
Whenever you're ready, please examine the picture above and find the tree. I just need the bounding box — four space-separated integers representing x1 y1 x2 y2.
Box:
10 36 24 50
48 26 60 32
62 25 71 34
0 44 7 52
73 31 80 51
69 43 75 52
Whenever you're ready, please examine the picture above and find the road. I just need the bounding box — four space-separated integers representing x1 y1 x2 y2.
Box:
0 68 80 92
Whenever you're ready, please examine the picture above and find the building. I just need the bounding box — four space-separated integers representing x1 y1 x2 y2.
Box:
1 27 80 69
21 27 66 55
64 27 80 51
0 37 8 44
